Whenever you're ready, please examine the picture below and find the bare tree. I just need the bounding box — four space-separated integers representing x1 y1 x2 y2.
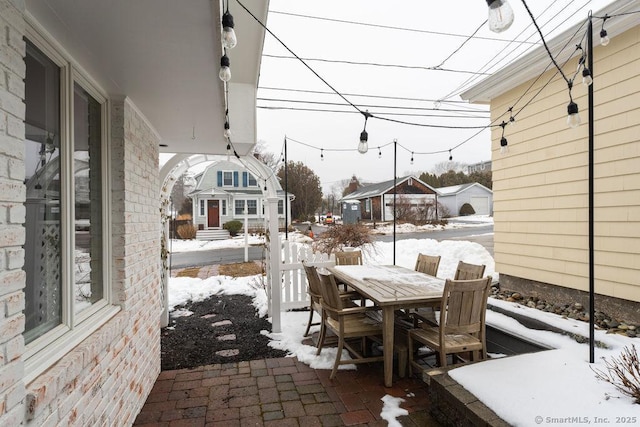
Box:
432 160 467 176
252 140 280 171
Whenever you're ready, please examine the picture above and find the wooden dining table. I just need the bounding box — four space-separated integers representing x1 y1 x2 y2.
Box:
328 264 445 387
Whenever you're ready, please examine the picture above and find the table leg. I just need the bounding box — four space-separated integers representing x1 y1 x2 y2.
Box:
382 307 395 387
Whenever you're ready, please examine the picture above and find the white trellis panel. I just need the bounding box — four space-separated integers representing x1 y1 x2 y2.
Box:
279 240 335 310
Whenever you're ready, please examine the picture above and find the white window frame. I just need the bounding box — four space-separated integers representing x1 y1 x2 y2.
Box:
234 199 245 215
23 21 118 384
221 199 227 216
246 199 257 215
247 173 257 187
199 199 205 216
223 171 234 187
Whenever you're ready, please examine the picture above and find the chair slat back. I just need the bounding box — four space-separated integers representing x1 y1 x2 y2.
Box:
316 270 344 316
414 254 441 277
439 277 492 336
334 250 363 266
302 262 322 300
453 260 486 280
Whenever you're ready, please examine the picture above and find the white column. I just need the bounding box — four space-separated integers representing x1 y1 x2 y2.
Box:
266 197 281 333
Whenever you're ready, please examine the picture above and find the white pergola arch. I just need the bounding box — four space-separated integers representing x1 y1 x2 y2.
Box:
158 153 283 331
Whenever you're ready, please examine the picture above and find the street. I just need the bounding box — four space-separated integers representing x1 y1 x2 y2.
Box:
170 222 494 268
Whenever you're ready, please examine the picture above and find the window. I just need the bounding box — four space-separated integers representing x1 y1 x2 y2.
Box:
221 200 227 216
235 200 244 215
365 199 371 213
223 171 233 186
278 200 284 215
23 34 113 380
248 173 257 187
247 200 257 215
199 200 205 216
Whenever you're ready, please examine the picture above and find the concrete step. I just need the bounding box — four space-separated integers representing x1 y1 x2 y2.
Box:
196 229 230 241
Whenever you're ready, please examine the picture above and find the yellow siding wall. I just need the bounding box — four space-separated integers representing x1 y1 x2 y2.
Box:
491 26 640 303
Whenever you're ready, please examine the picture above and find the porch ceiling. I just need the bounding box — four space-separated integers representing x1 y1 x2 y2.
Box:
25 0 269 156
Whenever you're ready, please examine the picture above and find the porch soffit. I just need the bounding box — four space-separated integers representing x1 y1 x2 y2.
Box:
25 0 269 156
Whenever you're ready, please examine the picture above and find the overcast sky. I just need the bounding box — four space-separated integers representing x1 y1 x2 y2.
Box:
255 0 615 194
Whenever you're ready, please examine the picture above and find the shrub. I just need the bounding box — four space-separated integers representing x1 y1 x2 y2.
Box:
459 203 476 216
313 223 373 255
223 220 243 237
176 223 197 239
592 345 640 404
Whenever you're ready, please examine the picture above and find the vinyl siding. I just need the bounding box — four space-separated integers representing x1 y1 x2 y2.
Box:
491 26 640 303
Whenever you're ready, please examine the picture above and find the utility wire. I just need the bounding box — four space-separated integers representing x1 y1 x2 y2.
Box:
269 10 539 45
258 86 481 106
435 20 487 69
257 97 490 115
257 105 488 119
235 0 363 114
262 54 491 76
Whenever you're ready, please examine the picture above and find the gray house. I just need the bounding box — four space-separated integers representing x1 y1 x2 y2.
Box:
190 160 293 232
438 183 493 216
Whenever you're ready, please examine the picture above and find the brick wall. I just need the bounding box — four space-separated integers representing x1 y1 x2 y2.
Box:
24 99 161 426
0 0 27 424
0 1 161 423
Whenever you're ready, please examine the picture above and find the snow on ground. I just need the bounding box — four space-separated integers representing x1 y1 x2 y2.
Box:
167 218 639 424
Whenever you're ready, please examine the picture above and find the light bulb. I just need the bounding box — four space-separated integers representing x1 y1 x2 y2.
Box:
219 55 231 82
509 116 516 127
487 0 514 33
567 102 581 128
378 148 382 159
410 153 414 165
358 130 368 154
320 149 324 161
500 137 509 155
222 11 237 49
226 143 231 161
600 30 610 46
224 121 231 138
582 68 593 86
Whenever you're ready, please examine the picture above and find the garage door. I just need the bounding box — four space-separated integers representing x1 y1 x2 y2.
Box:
470 196 489 215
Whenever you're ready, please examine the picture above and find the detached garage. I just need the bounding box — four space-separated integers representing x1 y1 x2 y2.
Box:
438 183 493 216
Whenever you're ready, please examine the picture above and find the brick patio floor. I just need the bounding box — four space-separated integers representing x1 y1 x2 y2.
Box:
133 357 439 426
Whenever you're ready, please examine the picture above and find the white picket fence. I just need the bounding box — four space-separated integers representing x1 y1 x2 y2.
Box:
277 240 335 311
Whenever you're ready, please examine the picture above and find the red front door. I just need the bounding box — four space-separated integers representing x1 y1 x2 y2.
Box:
207 200 219 228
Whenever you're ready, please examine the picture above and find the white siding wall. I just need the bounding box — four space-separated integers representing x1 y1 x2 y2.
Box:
491 26 640 303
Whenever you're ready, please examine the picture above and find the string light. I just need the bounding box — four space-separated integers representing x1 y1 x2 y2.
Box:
320 148 324 161
222 10 237 49
499 121 509 155
567 101 580 128
410 152 414 165
378 147 382 159
486 0 514 33
219 54 231 82
600 15 610 46
508 107 516 127
226 143 232 161
224 120 231 138
448 149 453 161
582 68 593 86
358 111 372 154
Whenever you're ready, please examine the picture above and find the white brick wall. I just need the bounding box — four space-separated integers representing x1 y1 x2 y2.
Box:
24 100 161 426
0 0 27 424
0 1 162 422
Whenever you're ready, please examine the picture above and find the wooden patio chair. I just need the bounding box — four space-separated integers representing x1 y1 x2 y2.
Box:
302 262 324 338
414 254 441 277
334 250 363 266
411 254 442 327
454 260 486 280
316 269 384 380
302 262 362 340
408 276 492 374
